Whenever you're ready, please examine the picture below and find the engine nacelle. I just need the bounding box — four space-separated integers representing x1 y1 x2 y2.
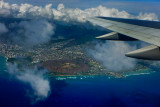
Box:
125 45 160 60
96 32 137 41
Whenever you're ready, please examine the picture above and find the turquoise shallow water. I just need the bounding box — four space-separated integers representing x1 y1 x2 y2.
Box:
0 56 160 107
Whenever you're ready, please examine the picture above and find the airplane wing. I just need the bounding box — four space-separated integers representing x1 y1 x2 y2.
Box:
87 17 160 60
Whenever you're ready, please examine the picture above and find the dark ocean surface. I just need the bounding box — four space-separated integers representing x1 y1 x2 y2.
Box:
0 56 160 107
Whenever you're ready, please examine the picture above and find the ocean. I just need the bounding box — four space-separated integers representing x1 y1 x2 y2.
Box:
0 56 160 107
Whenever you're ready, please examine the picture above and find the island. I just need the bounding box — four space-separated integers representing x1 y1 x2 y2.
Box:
0 36 153 78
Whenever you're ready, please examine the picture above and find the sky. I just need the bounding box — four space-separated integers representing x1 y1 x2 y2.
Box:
0 0 160 103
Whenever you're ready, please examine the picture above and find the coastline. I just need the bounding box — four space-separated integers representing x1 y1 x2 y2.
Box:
47 68 153 80
1 55 153 79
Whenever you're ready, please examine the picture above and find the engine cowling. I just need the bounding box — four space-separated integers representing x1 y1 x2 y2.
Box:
96 32 137 41
125 45 160 60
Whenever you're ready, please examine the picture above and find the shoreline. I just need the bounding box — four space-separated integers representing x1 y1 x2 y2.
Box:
47 68 153 79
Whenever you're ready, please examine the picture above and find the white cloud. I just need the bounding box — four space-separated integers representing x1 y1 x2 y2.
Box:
88 41 137 72
8 19 55 46
0 1 158 23
137 12 158 21
0 23 8 35
7 63 51 103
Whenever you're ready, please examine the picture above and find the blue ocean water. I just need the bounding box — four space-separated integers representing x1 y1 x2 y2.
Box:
0 56 160 107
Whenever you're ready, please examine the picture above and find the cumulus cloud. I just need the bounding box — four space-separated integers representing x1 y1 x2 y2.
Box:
0 23 8 35
88 41 137 72
8 19 55 46
137 12 158 21
7 63 51 103
0 1 158 23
